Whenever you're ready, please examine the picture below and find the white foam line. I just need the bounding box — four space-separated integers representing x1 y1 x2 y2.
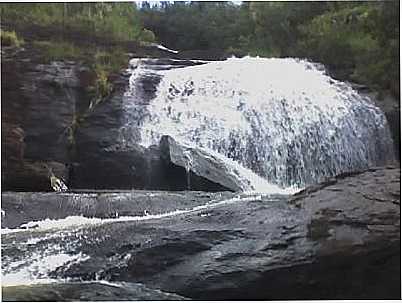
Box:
1 228 27 235
1 195 262 235
2 252 90 287
2 279 147 289
155 43 179 54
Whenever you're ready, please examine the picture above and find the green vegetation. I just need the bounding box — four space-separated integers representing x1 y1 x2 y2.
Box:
1 3 144 149
297 2 399 95
1 3 145 117
32 40 84 62
1 29 24 47
140 28 156 43
92 48 129 75
138 1 399 97
0 2 399 98
1 3 143 42
88 66 113 109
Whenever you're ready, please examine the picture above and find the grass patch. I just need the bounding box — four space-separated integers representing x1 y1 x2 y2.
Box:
93 48 129 74
1 3 143 43
32 40 84 62
1 29 24 47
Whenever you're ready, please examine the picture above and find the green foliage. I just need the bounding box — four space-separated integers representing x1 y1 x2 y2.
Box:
1 2 398 97
139 2 247 51
140 28 156 43
33 40 83 62
298 2 399 93
88 66 113 102
1 29 24 47
65 65 114 148
1 3 143 42
139 1 398 96
93 48 129 74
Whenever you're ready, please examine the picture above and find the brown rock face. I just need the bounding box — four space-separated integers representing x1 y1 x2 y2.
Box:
2 122 25 165
1 119 69 191
1 44 80 190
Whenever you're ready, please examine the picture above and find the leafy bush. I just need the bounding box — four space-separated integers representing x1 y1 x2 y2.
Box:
93 48 128 74
93 67 113 98
140 28 156 43
1 30 24 47
297 3 399 95
87 65 114 109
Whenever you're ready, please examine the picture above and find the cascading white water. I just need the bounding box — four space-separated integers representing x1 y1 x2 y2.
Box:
136 57 394 189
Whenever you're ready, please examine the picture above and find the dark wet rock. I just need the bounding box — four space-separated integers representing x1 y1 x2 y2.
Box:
1 43 161 191
159 135 243 191
2 161 68 192
2 282 188 301
1 121 68 191
3 166 397 300
1 190 232 228
1 122 25 165
361 90 400 160
70 60 207 191
1 44 215 191
1 46 84 191
70 93 166 190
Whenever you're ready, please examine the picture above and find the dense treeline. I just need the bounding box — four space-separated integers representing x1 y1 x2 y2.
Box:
139 1 399 97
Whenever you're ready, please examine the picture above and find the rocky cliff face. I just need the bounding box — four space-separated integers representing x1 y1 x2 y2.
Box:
2 43 400 192
1 44 246 192
1 45 79 190
1 43 163 191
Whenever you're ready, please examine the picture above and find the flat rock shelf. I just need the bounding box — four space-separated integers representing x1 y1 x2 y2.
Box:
1 166 400 300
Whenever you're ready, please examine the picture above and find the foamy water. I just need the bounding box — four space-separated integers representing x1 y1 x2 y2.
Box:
132 57 394 189
2 194 264 235
1 193 266 286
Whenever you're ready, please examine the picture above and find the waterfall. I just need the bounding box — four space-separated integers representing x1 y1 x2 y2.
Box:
125 57 394 189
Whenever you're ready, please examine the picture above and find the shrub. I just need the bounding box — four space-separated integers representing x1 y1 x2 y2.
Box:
140 28 156 43
1 30 24 47
93 67 113 99
297 3 399 96
93 48 128 74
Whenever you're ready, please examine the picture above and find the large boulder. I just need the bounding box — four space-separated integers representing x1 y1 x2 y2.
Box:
65 166 401 299
160 135 249 191
2 166 399 300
